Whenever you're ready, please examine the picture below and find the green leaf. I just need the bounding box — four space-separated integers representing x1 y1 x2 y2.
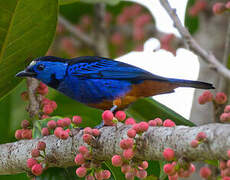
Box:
0 0 58 100
59 0 120 6
205 160 219 167
184 0 199 35
159 161 169 180
126 98 196 126
104 161 126 180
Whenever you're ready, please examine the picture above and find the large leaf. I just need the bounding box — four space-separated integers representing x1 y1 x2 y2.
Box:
59 0 120 6
0 0 58 100
126 98 196 126
184 0 199 35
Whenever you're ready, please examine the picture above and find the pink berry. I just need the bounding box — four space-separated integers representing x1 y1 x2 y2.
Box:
94 170 103 180
59 130 69 139
15 129 22 140
102 110 114 121
76 167 87 177
43 104 53 114
226 2 230 9
125 171 135 180
198 95 206 104
196 132 206 141
155 118 163 126
163 148 175 161
140 161 148 169
220 160 227 170
27 158 38 169
102 170 111 179
37 82 48 95
227 150 230 158
41 128 49 136
86 175 95 180
215 92 227 104
123 148 134 160
78 146 89 155
190 140 199 148
84 127 93 135
54 127 63 137
112 155 123 167
120 138 134 149
121 164 131 173
136 169 147 179
47 120 56 129
75 153 85 165
163 119 176 127
62 117 71 127
57 119 65 127
163 163 175 176
202 90 213 102
225 105 230 113
31 149 40 158
148 120 157 126
21 120 30 129
83 134 92 144
168 174 178 180
189 163 196 173
50 101 57 110
72 116 82 125
92 129 100 137
115 111 126 121
200 167 211 178
213 3 226 14
42 98 51 105
37 141 46 151
41 115 49 119
127 129 136 138
31 164 43 176
132 123 141 133
21 129 32 139
139 122 149 132
220 113 230 122
125 118 136 125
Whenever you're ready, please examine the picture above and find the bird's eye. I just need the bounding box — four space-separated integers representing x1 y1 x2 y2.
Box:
37 64 45 71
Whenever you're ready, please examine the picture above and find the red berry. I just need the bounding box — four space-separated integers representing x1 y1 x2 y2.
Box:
226 2 230 9
21 91 28 101
41 115 49 119
224 105 230 113
140 161 148 169
47 120 56 129
163 148 175 161
21 129 32 139
84 127 93 135
125 171 135 180
220 160 227 170
163 163 175 176
43 104 53 114
50 101 57 110
136 169 147 179
41 128 49 136
37 141 46 151
198 95 206 104
120 138 134 149
125 118 136 125
72 115 82 125
111 32 124 46
148 120 157 126
21 120 30 129
37 82 48 95
196 132 206 141
115 111 126 121
190 140 199 148
94 170 103 180
86 175 95 180
57 119 65 127
59 130 69 139
139 122 149 132
102 110 114 125
27 158 37 169
15 129 22 140
31 164 43 176
121 164 131 173
132 123 141 133
189 163 196 173
102 170 111 179
76 167 87 177
92 129 100 137
215 92 227 104
163 119 176 127
220 113 230 122
78 146 89 155
168 174 178 180
213 3 226 14
112 155 123 167
62 117 71 127
127 129 136 138
83 134 92 144
75 153 85 165
31 149 40 158
200 167 211 178
123 148 134 160
54 127 63 137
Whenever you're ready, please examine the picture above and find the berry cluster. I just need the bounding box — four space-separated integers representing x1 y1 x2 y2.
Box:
163 148 196 179
190 132 207 148
41 116 82 140
15 120 32 140
27 141 46 176
218 150 230 179
213 2 230 15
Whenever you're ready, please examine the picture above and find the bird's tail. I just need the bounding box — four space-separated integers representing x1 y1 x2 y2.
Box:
168 78 215 89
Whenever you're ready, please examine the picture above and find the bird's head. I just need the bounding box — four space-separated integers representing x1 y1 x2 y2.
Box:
16 56 68 85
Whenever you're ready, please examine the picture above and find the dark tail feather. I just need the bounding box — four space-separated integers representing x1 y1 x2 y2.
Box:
168 79 215 89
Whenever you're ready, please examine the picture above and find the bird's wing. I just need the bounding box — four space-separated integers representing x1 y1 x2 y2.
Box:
68 56 170 82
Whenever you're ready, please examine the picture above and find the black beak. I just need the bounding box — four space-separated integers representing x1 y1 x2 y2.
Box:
16 70 37 78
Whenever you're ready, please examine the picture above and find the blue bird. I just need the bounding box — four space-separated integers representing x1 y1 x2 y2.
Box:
16 56 214 112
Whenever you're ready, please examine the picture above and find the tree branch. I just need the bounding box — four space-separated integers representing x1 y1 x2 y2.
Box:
159 0 230 80
58 15 95 48
1 123 230 175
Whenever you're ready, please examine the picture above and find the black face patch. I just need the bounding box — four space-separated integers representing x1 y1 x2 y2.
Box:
48 73 60 89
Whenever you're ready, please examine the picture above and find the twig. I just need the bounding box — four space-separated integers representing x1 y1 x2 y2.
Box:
159 0 230 80
58 15 95 48
1 123 230 175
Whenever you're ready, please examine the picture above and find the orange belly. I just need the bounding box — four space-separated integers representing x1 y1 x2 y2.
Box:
87 80 179 110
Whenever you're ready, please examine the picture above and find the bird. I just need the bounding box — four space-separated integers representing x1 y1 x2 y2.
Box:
16 56 214 112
